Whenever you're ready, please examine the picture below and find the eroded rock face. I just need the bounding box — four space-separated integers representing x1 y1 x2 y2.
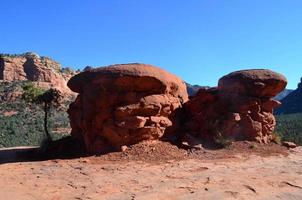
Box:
67 63 188 153
0 53 75 94
181 69 287 144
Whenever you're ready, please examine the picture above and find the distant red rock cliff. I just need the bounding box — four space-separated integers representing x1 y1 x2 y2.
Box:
0 52 76 94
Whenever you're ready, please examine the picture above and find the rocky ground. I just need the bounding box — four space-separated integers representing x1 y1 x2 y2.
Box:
0 141 302 200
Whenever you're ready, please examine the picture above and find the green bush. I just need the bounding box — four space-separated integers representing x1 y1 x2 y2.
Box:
22 82 45 102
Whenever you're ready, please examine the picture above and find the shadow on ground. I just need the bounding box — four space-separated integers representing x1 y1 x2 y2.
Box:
0 137 87 164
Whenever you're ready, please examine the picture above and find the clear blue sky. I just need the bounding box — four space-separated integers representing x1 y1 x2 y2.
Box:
1 0 302 89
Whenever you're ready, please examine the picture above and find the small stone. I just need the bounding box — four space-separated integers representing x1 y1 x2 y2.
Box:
121 145 128 152
79 158 90 163
193 144 203 150
282 141 297 148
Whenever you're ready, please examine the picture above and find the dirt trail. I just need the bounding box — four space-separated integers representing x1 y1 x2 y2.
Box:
0 145 302 200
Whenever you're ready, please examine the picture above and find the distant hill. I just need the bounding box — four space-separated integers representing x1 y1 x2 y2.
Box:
274 89 293 101
186 83 207 97
275 78 302 114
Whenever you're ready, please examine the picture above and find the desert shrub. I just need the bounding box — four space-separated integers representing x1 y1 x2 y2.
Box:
22 82 45 102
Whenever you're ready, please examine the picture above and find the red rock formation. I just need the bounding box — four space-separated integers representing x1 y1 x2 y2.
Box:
0 53 75 94
67 63 188 153
181 69 287 144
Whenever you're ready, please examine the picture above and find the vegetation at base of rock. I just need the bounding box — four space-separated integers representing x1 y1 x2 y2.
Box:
275 113 302 145
214 132 233 148
0 81 71 147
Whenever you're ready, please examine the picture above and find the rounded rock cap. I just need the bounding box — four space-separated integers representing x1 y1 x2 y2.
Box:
218 69 287 97
68 63 188 102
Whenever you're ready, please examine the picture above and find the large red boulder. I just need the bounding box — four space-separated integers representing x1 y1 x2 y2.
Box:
181 69 287 144
67 63 188 153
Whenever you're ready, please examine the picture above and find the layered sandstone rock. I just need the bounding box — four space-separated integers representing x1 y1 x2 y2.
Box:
67 63 188 153
0 52 75 94
181 69 287 144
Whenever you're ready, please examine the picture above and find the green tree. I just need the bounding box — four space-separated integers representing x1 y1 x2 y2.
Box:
36 88 63 141
22 83 63 142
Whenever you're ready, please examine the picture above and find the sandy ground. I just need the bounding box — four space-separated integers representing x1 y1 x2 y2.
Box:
0 145 302 200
